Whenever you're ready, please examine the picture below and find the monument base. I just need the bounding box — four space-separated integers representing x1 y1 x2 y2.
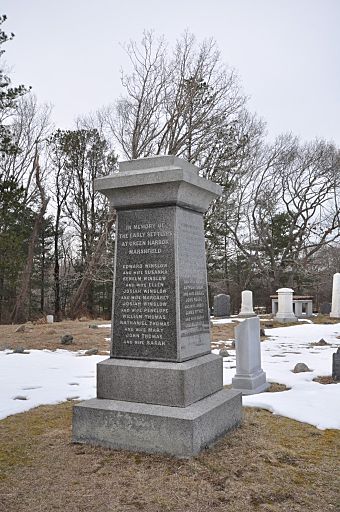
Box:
232 370 269 395
274 313 297 324
237 313 257 318
72 389 242 458
97 354 222 407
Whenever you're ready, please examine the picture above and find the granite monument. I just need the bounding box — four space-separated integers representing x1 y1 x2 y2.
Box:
72 156 242 457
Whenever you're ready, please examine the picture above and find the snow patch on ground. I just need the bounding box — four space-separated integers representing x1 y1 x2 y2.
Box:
1 323 339 430
0 349 107 420
214 322 340 430
211 318 238 324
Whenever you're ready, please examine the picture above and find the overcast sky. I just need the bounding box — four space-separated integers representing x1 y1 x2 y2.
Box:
2 0 339 144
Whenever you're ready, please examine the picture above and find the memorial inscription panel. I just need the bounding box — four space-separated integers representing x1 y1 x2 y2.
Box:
178 208 210 360
112 207 177 361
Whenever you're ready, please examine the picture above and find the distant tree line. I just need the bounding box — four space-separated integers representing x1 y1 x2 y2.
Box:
0 21 339 323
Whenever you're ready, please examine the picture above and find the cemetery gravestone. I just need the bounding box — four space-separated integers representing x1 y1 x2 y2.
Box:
274 288 297 323
330 273 340 318
232 317 269 394
238 290 256 318
72 156 242 457
332 348 340 381
213 294 230 317
320 303 332 315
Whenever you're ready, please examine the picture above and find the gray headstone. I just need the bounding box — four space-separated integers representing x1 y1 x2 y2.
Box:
320 302 332 315
213 294 230 317
332 348 340 381
73 155 242 457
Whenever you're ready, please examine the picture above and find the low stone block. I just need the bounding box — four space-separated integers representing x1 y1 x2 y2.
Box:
97 353 223 407
72 389 242 458
231 369 269 395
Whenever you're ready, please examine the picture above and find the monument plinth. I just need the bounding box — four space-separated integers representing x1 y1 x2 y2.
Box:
72 156 242 457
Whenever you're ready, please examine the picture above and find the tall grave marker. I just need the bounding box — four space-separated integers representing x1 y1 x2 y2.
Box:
330 273 340 319
72 156 242 457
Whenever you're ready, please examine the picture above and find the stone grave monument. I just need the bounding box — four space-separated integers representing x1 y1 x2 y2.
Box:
238 290 256 318
213 294 230 317
232 317 269 394
274 288 297 323
332 347 340 381
72 156 242 457
320 302 331 315
330 273 340 318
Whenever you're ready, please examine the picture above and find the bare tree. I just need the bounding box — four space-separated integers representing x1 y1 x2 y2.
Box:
10 146 50 323
100 31 246 164
223 135 340 292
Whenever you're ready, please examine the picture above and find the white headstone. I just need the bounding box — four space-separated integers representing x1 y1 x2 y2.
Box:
231 317 269 394
274 288 297 323
46 315 54 324
330 273 340 318
238 290 256 318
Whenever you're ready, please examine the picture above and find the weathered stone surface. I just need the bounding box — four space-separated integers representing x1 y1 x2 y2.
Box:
85 348 99 355
219 348 230 357
94 156 222 213
332 348 340 380
314 338 329 346
12 347 29 354
274 288 297 323
73 155 242 458
112 206 210 362
213 294 230 318
293 362 311 373
232 317 269 395
320 303 332 315
72 389 242 458
61 334 73 345
97 353 222 407
238 290 256 318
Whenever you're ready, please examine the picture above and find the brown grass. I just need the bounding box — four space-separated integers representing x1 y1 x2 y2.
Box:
313 376 339 385
211 321 237 342
0 320 111 353
0 402 339 512
0 320 340 510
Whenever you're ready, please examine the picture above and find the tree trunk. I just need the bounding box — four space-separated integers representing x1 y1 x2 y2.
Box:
54 211 61 321
69 211 116 319
40 232 45 313
11 148 49 324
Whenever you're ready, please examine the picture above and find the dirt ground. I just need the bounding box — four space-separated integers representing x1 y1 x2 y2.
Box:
0 320 112 353
0 319 238 353
0 315 337 354
0 402 339 512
